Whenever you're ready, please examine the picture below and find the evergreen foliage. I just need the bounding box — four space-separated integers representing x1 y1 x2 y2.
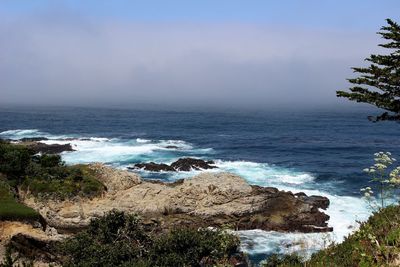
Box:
337 19 400 120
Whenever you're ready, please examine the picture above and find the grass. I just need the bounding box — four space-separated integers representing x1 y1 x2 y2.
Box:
0 180 41 222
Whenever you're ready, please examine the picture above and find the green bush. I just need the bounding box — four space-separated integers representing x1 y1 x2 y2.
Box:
61 210 241 267
0 143 32 179
149 228 239 267
0 142 104 199
305 205 400 266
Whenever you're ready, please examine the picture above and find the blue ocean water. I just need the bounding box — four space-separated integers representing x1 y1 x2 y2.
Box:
1 105 399 262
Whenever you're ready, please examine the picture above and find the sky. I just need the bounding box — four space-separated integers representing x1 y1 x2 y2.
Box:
1 1 399 110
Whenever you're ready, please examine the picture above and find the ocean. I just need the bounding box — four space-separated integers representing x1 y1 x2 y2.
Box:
1 105 399 263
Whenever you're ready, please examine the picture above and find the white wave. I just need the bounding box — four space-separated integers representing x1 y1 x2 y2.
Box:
159 159 370 262
40 136 204 165
0 129 44 138
0 128 373 261
136 138 151 143
238 193 370 262
158 139 193 150
0 128 72 140
214 160 315 186
237 230 330 259
44 139 167 164
234 175 370 262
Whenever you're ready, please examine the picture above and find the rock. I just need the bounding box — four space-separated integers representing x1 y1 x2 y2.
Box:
170 158 217 171
19 137 49 142
27 142 74 154
9 233 60 262
130 157 217 172
165 145 179 149
0 221 63 265
88 163 141 192
131 162 175 172
21 166 332 234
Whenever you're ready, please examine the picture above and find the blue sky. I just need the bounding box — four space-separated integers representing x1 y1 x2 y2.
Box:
1 1 399 109
2 0 399 28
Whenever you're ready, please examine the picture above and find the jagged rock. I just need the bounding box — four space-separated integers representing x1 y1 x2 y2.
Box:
25 142 74 154
170 158 217 171
0 221 64 265
21 166 332 234
19 137 49 142
129 157 217 172
131 162 175 172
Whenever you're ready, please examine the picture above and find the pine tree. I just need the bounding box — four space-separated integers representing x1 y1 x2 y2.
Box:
337 19 400 121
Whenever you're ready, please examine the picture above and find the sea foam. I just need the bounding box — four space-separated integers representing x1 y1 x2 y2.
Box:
0 128 372 262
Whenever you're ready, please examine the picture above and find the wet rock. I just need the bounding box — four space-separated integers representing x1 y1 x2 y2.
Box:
170 158 217 171
165 145 179 149
130 162 175 172
130 157 217 172
28 142 74 154
19 137 49 142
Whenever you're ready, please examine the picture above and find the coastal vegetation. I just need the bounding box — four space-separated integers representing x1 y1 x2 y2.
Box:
337 19 400 121
0 180 40 223
0 140 104 221
60 210 241 267
1 142 400 266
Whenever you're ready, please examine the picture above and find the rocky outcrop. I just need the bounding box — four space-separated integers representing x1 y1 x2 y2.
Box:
0 221 63 266
19 137 49 142
170 158 217 171
88 163 141 192
20 142 74 154
129 157 217 172
132 162 175 172
21 165 331 234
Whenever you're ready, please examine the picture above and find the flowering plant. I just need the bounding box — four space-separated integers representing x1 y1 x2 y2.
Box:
362 152 399 209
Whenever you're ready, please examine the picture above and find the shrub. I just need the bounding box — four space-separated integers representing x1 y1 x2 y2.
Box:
305 205 400 266
0 143 32 179
61 211 241 267
148 228 239 267
0 142 104 199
